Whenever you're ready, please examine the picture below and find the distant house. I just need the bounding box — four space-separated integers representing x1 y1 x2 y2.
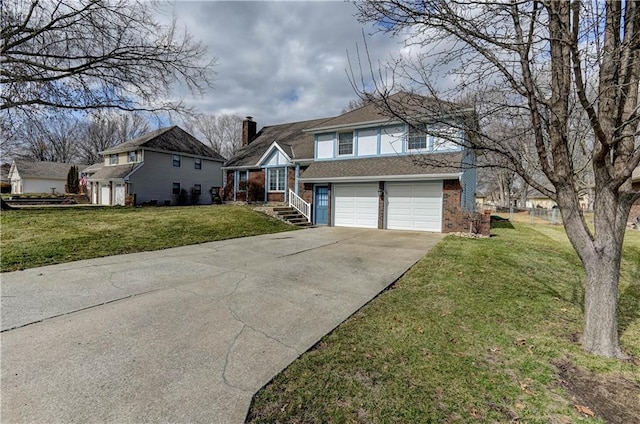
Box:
8 160 85 195
525 188 590 210
224 92 481 233
631 166 640 222
85 126 224 206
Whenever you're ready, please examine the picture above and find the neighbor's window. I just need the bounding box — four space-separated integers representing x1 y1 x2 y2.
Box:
268 168 285 191
128 151 138 163
172 182 180 195
194 158 202 169
172 154 181 167
193 184 202 195
407 124 428 150
110 154 118 165
338 132 354 155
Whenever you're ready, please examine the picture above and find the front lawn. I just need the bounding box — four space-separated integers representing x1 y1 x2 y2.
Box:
0 205 296 272
248 224 640 423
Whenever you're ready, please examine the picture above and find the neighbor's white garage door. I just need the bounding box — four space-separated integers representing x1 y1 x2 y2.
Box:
333 183 379 228
100 186 111 205
386 181 443 232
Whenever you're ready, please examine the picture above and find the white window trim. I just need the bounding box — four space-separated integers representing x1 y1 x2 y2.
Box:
268 167 286 192
337 132 354 156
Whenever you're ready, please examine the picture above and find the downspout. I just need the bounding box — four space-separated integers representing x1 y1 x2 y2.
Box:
284 167 288 203
263 169 268 202
233 170 238 202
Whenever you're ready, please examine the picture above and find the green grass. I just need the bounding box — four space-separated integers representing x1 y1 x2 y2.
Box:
248 224 640 423
0 205 296 272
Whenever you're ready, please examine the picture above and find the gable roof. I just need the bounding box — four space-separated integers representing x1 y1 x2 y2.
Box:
101 126 224 161
10 160 86 180
300 152 464 182
224 117 333 168
305 92 470 132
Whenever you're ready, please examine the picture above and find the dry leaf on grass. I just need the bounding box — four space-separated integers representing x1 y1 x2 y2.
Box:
575 404 595 417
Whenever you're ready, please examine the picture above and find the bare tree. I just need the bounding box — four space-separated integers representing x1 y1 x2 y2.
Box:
13 115 82 162
341 98 371 113
354 1 640 358
80 111 150 164
183 113 242 159
1 0 216 121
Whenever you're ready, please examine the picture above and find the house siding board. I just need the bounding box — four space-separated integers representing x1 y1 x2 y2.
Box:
129 151 222 205
23 178 66 194
460 149 477 212
357 129 378 156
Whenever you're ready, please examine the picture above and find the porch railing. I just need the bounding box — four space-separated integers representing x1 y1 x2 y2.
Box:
288 189 311 222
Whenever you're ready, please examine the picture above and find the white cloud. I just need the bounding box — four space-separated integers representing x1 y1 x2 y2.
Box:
159 1 402 126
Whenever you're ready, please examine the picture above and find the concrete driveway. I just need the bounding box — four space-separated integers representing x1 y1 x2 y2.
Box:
1 227 442 423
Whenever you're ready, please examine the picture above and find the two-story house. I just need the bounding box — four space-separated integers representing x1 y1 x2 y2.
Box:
224 92 482 233
86 126 225 206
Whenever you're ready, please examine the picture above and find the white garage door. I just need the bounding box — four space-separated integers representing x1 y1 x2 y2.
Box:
333 183 379 228
100 186 111 205
386 181 443 232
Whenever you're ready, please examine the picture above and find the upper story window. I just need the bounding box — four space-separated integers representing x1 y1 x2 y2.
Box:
194 158 202 169
338 132 354 156
172 154 181 167
110 154 118 165
407 124 428 150
128 151 138 163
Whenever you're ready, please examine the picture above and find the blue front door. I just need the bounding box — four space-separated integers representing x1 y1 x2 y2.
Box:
314 186 329 225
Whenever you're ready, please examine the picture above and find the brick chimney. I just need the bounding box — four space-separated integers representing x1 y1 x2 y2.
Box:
242 116 257 147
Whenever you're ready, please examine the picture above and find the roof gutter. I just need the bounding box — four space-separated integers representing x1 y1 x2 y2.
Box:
299 172 462 183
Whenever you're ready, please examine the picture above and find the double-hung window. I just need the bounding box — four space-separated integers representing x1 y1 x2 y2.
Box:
128 151 138 163
194 158 202 169
407 124 428 150
193 184 202 195
172 154 181 167
338 132 354 156
172 182 180 195
268 168 285 192
110 154 118 165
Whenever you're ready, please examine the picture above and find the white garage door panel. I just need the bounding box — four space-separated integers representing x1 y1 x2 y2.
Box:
386 182 442 232
334 184 378 228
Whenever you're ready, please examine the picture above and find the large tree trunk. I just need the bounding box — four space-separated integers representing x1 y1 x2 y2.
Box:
561 186 631 359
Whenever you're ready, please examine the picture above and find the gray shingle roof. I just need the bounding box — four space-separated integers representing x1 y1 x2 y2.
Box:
88 163 141 180
12 160 87 180
300 153 464 181
101 126 225 161
224 117 333 168
305 92 467 132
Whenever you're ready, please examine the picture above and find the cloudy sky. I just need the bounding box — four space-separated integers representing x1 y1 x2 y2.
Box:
160 1 405 127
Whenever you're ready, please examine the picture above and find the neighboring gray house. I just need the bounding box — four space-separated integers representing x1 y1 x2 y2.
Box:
86 126 224 206
224 92 480 233
8 160 85 195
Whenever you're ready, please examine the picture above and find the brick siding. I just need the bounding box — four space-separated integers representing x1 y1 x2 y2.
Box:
442 179 491 235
